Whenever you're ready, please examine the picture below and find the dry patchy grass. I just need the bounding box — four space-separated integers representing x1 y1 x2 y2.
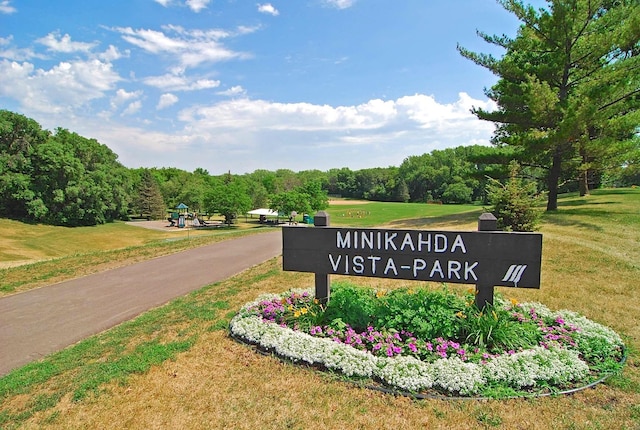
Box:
2 189 639 429
14 257 640 430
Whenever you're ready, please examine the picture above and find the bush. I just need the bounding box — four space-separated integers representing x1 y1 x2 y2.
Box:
374 287 466 340
319 283 377 332
486 161 542 231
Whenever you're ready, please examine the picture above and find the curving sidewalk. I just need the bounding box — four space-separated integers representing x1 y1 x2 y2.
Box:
0 230 282 377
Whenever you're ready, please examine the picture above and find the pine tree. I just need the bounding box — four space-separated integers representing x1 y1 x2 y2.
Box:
133 170 166 220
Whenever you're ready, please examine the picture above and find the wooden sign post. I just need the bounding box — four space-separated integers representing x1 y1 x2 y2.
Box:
282 212 542 309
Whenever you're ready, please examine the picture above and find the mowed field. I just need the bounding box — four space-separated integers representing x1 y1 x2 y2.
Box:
0 189 639 429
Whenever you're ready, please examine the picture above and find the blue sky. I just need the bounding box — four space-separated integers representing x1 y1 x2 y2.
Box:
1 0 527 174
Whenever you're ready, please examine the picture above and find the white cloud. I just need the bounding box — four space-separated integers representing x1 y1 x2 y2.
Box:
257 3 279 16
153 0 210 13
0 36 42 61
44 92 495 174
217 85 247 97
122 100 142 116
115 25 252 69
186 0 210 12
142 73 220 91
110 88 142 110
174 93 494 171
323 0 356 9
36 32 97 53
0 0 16 14
179 96 400 132
157 93 179 109
98 45 128 62
0 58 121 114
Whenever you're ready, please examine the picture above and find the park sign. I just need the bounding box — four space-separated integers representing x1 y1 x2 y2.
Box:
282 212 542 308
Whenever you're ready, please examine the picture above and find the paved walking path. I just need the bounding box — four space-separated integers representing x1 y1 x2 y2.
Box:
0 230 282 377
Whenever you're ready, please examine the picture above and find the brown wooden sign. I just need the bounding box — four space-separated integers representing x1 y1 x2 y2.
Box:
283 226 542 289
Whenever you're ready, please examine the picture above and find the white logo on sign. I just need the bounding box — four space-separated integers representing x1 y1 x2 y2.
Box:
501 264 527 286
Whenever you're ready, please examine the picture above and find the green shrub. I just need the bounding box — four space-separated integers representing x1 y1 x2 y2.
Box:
460 303 541 353
486 161 542 232
320 283 377 331
374 287 466 340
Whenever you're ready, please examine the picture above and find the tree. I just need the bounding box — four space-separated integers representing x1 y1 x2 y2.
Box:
30 128 131 226
269 190 311 218
459 0 640 210
132 169 166 219
269 180 329 218
152 167 209 211
0 112 131 226
300 180 329 211
0 110 50 219
486 161 542 232
398 147 483 203
441 180 473 204
204 179 252 225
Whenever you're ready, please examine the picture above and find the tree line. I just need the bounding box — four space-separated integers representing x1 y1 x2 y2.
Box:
1 105 637 227
1 1 638 227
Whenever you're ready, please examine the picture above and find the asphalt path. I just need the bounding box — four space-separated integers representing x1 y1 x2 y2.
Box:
0 230 282 377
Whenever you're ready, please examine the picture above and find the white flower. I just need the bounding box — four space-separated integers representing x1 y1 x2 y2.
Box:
375 356 434 392
229 291 622 397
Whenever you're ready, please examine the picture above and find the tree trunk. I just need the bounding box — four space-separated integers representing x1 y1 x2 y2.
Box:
579 147 590 197
579 170 590 197
546 148 562 211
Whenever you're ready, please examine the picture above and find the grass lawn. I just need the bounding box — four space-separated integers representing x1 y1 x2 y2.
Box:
325 200 481 227
0 189 639 429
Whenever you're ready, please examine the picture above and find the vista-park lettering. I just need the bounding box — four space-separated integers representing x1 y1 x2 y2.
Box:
328 230 478 281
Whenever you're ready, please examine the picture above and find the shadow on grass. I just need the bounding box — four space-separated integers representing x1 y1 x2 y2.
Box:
557 199 618 208
542 212 605 232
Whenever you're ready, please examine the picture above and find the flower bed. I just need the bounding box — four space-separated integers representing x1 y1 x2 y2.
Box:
229 283 625 398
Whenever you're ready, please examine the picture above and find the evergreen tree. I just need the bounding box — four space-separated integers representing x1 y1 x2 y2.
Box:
459 0 640 210
486 162 542 232
133 169 166 220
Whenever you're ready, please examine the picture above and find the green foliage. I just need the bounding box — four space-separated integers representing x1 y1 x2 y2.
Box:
486 162 542 231
204 178 252 224
150 167 210 212
320 283 378 332
459 0 640 210
269 180 329 217
0 110 50 219
398 146 483 203
269 189 312 216
441 180 473 204
131 169 166 219
0 112 131 226
314 284 545 357
375 287 466 340
460 303 541 353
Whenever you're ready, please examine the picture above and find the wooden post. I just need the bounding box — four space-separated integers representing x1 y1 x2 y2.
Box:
476 213 498 309
313 211 331 304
